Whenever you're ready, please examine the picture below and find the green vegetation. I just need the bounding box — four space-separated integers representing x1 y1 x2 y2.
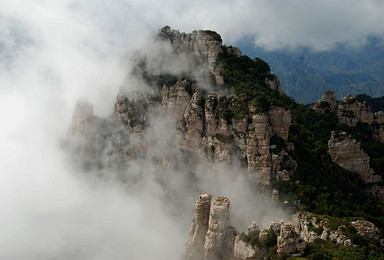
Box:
217 47 294 120
215 133 234 144
239 228 277 250
240 230 261 247
305 239 384 260
201 30 222 41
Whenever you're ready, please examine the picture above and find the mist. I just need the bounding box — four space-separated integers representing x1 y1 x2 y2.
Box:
5 0 377 259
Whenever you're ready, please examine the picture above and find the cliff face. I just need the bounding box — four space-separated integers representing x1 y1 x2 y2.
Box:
174 93 295 184
328 131 381 183
109 27 294 185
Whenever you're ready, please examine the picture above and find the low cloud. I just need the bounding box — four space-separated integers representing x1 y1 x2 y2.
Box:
1 0 379 259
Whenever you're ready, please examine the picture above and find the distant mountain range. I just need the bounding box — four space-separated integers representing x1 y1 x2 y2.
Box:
238 36 384 103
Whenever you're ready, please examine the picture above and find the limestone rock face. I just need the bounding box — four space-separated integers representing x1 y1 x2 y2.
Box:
293 211 381 247
68 100 94 147
337 95 374 126
328 131 381 183
185 194 212 260
204 197 231 260
277 223 306 257
161 80 193 118
313 90 337 114
233 236 263 260
268 106 291 141
158 26 223 66
174 92 295 184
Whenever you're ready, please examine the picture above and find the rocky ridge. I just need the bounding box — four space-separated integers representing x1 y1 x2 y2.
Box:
184 194 306 260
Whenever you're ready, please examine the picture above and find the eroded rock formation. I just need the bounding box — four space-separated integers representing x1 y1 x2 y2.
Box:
293 211 380 247
184 195 308 260
328 131 381 183
313 90 337 114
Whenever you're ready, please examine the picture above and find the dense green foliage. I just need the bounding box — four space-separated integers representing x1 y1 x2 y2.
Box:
201 30 222 41
240 229 277 249
217 46 294 117
305 239 384 260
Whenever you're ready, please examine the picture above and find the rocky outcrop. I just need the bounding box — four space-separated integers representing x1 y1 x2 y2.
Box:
337 95 374 127
185 194 212 260
314 92 384 144
328 131 381 183
184 195 234 260
161 79 193 118
313 90 337 114
351 220 380 241
204 197 231 260
233 235 264 260
158 26 223 66
175 93 295 184
277 223 306 257
293 212 381 247
184 195 308 260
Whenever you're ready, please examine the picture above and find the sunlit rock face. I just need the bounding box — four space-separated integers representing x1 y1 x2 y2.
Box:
328 131 381 183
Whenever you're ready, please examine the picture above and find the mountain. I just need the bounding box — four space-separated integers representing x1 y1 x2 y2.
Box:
237 36 384 103
65 27 384 259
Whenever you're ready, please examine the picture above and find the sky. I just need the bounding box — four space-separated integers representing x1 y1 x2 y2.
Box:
1 0 384 259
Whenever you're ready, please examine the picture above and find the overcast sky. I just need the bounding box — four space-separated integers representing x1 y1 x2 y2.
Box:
1 1 384 259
